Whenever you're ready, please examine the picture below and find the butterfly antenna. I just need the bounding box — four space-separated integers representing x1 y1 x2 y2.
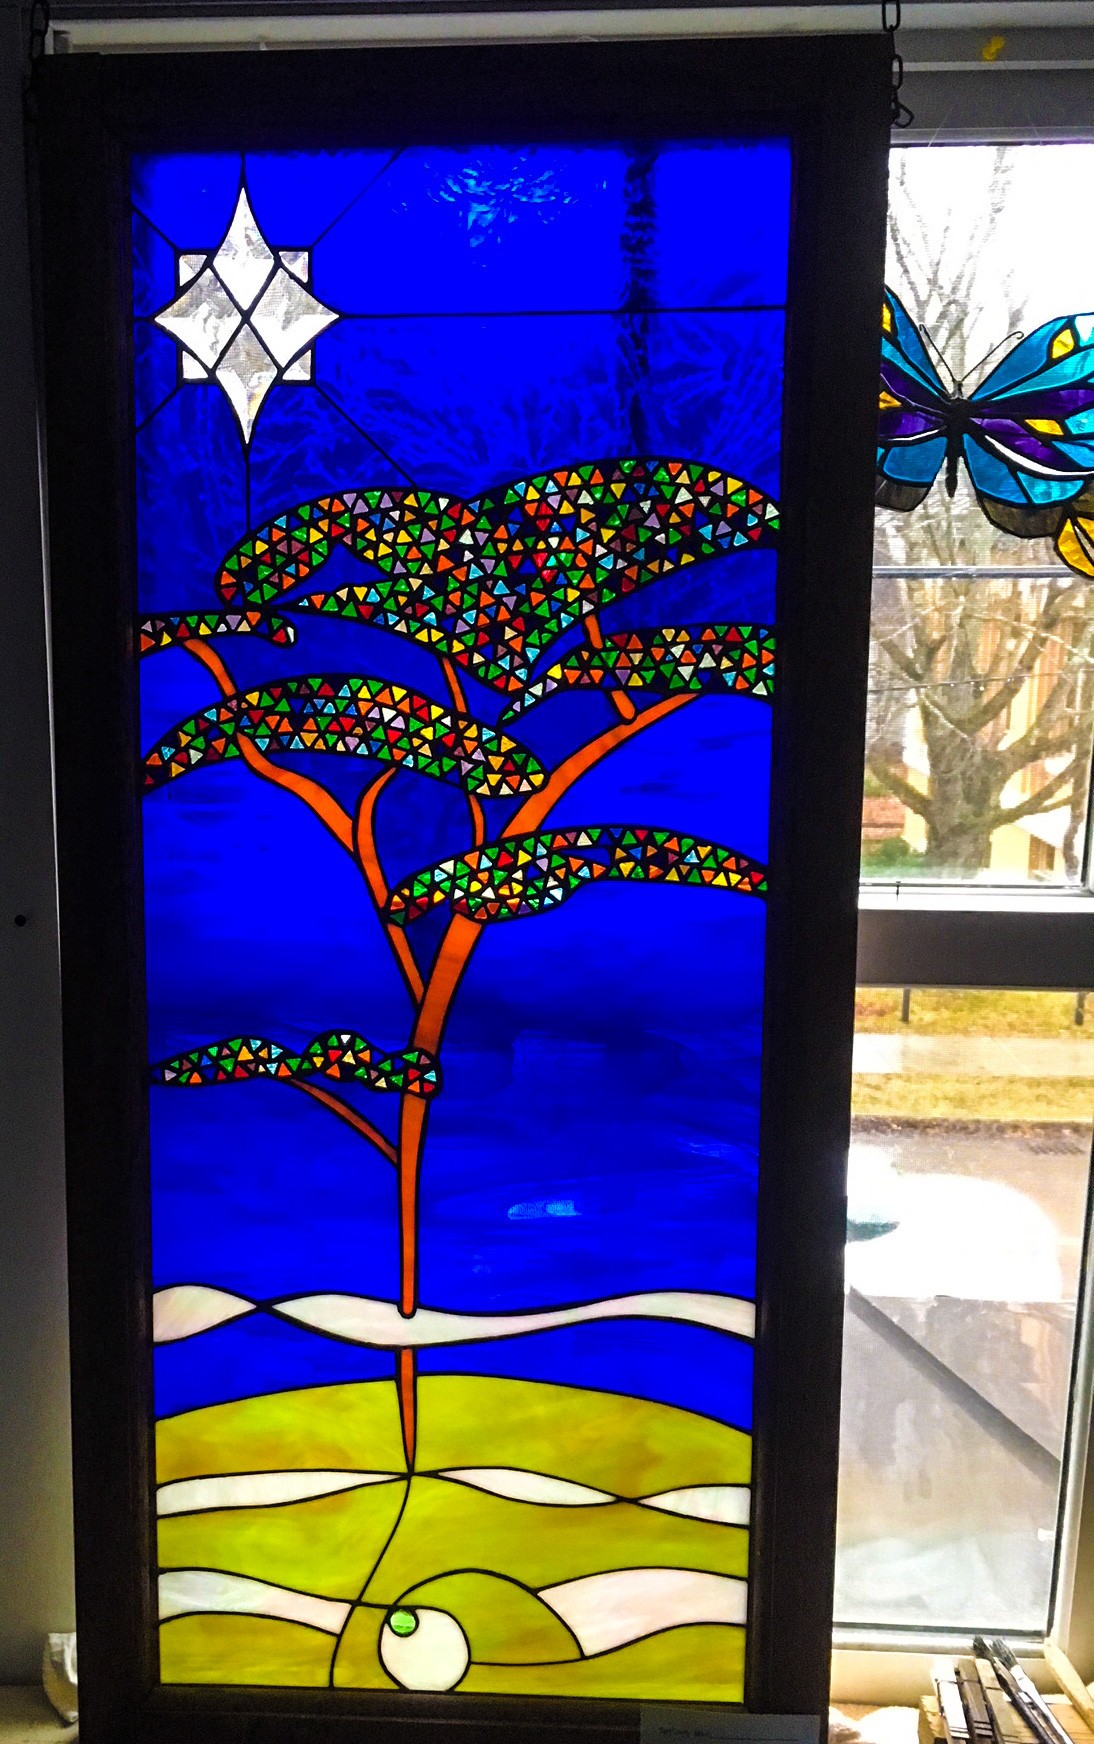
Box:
918 323 960 392
956 329 1024 392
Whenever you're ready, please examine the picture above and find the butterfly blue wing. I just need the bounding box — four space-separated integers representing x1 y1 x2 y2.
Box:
966 312 1094 517
876 288 950 509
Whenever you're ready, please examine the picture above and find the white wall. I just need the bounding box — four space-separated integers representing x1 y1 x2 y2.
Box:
0 3 75 1682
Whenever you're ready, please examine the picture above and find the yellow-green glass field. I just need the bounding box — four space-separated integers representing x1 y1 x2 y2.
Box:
156 1374 750 1701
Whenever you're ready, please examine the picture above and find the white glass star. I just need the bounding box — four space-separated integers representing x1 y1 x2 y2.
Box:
153 190 337 443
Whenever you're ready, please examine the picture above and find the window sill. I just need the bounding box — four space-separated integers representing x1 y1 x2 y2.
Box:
831 1648 1054 1709
856 894 1094 989
0 1688 75 1743
859 885 1094 914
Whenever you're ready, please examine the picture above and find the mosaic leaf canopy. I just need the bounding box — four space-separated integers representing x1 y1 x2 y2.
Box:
136 141 788 1703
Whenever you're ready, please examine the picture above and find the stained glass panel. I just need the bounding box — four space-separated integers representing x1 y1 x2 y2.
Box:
136 143 789 1701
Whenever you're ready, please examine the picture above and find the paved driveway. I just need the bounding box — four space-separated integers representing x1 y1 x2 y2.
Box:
835 1120 1090 1631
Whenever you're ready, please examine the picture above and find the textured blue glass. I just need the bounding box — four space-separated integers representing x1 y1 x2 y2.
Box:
132 152 243 247
137 139 790 1700
417 1321 755 1424
157 1316 395 1419
307 309 783 500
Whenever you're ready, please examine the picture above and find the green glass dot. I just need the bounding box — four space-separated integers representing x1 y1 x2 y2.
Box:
389 1608 418 1638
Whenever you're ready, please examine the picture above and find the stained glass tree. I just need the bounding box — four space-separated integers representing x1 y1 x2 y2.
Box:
144 457 778 1473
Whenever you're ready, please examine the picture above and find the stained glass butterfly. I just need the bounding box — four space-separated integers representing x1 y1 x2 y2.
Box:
876 287 1094 576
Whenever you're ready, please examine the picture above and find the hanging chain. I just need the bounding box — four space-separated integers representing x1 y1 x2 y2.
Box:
28 0 50 65
24 0 51 114
883 0 914 130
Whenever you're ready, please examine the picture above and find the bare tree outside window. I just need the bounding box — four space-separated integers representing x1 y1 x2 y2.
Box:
863 148 1094 883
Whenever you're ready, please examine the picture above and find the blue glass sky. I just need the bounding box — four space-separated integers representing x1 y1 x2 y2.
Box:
136 143 790 1432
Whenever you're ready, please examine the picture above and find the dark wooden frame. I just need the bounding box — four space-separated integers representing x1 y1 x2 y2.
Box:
34 36 889 1744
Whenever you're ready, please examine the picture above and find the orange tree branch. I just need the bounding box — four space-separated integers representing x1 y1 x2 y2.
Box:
509 691 695 837
417 692 697 1057
354 770 426 1006
397 911 481 1318
181 646 402 1155
467 793 487 847
584 614 636 722
182 639 355 855
439 654 468 714
394 691 699 1318
287 1079 397 1165
439 656 486 848
397 1346 417 1468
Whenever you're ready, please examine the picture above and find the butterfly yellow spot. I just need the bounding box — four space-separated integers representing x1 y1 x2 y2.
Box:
879 390 900 411
882 303 893 335
1051 327 1076 360
1027 418 1065 436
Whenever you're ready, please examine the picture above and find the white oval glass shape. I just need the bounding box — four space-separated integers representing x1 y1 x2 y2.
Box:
152 1284 253 1343
157 1469 399 1515
158 1569 349 1635
379 1607 470 1692
538 1567 748 1655
439 1467 613 1506
639 1484 751 1525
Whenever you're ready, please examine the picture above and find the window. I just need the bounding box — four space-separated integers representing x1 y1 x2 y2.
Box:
838 139 1094 1653
863 145 1094 887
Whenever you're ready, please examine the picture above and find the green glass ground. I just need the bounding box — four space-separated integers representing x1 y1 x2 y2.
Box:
157 1374 750 1701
